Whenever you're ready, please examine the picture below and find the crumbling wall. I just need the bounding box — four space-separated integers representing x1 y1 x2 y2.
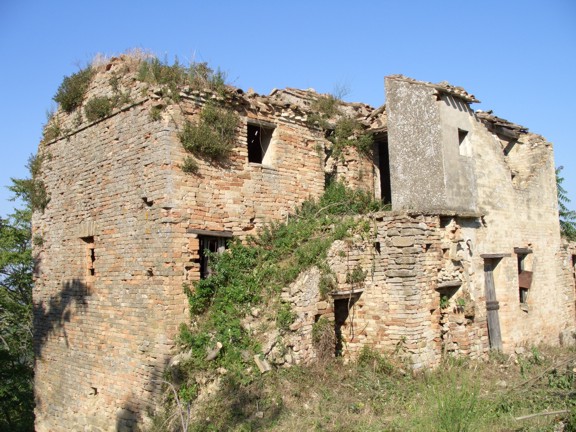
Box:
385 76 573 354
278 213 489 369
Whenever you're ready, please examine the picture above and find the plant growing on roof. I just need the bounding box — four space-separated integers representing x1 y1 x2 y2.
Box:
308 92 373 159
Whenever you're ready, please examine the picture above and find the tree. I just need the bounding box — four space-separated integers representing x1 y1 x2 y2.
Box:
0 160 37 430
557 166 576 241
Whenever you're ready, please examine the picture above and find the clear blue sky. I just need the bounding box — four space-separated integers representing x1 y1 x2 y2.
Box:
1 0 575 217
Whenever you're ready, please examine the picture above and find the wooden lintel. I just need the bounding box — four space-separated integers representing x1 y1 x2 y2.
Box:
514 247 533 255
186 228 233 238
480 253 511 259
331 289 364 299
437 280 462 289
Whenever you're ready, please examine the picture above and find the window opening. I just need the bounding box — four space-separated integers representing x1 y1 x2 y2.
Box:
516 250 533 306
247 123 274 164
458 128 471 156
375 138 391 205
199 236 229 279
81 236 95 278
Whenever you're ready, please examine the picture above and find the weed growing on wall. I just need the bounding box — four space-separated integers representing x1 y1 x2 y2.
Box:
84 96 112 122
53 67 95 113
179 102 239 168
308 93 373 158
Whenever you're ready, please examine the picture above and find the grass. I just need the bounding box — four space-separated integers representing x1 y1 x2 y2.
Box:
158 345 575 431
148 345 576 431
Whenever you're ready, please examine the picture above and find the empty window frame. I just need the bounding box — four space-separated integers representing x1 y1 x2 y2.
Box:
458 128 472 157
247 122 274 164
199 236 229 279
515 248 533 305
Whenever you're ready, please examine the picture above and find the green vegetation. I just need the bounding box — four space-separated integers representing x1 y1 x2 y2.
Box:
345 264 367 284
311 316 335 360
557 166 576 240
10 154 50 213
137 57 226 101
53 67 95 113
84 96 113 122
0 165 37 431
161 183 385 427
156 344 576 431
308 93 374 158
179 102 240 170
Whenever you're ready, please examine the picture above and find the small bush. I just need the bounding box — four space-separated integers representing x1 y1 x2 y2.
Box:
84 96 112 122
346 265 366 284
180 103 239 162
53 67 95 113
357 346 394 374
181 156 199 174
42 122 61 142
319 271 336 298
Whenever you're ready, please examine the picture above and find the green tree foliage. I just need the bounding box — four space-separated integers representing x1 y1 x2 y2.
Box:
0 208 34 430
0 157 38 430
557 166 576 240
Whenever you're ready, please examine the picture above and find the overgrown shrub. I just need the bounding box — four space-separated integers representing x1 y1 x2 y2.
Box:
53 67 95 113
346 264 367 284
179 102 239 162
84 96 112 122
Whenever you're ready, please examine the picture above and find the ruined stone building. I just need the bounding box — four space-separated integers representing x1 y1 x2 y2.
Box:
32 56 576 430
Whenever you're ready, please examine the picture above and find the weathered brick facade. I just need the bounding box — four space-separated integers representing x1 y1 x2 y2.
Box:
33 57 576 430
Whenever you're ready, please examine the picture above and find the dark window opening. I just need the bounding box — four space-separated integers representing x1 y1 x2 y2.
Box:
517 252 533 305
81 236 95 278
375 138 391 205
247 123 274 163
199 236 229 279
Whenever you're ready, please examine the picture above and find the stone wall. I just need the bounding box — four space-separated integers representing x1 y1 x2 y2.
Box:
279 213 488 369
